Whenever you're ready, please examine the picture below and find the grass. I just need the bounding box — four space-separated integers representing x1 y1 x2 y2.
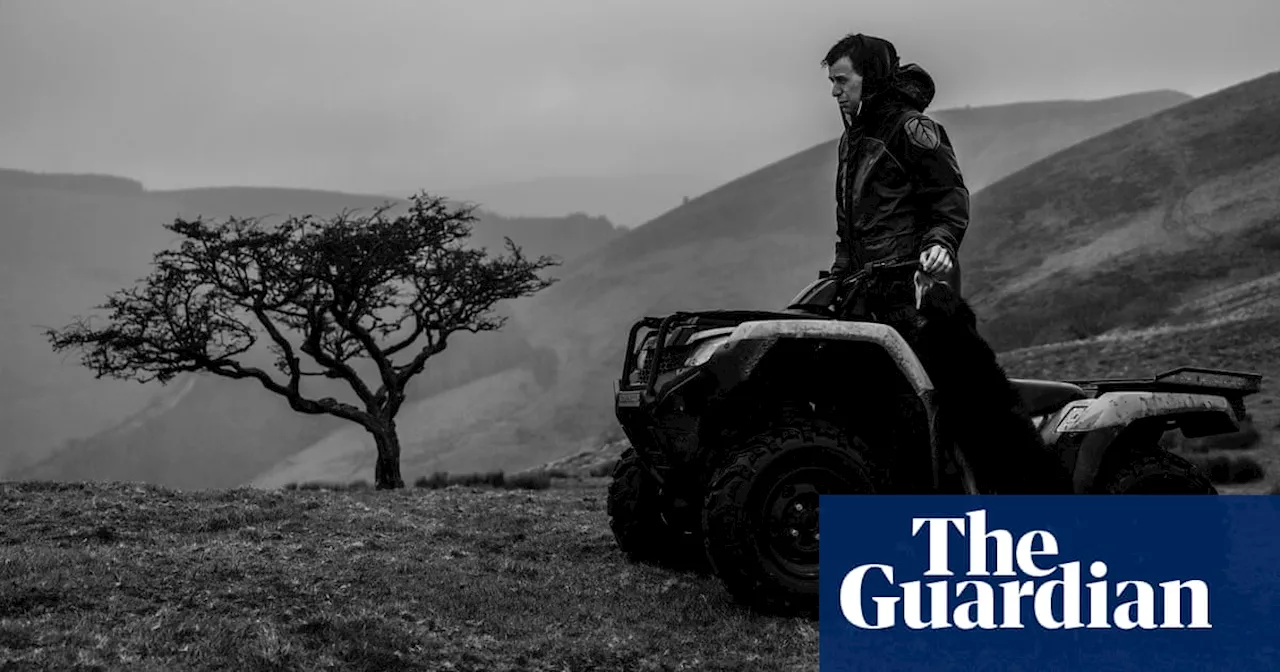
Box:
0 479 817 671
280 468 564 493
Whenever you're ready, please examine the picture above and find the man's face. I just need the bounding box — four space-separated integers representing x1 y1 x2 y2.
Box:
827 57 863 114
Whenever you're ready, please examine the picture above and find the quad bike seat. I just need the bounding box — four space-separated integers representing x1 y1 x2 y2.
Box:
1008 378 1089 416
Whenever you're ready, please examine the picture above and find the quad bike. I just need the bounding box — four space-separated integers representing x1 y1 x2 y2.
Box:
606 257 1263 615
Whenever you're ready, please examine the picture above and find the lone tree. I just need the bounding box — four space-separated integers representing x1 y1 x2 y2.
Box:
45 193 560 490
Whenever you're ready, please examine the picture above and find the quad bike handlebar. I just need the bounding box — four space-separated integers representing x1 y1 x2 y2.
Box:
831 257 928 318
835 257 922 287
790 257 926 318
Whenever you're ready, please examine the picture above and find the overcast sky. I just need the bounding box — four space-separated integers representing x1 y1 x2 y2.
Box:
2 0 1276 194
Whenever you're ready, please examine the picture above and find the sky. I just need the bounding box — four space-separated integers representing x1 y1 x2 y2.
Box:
2 0 1278 195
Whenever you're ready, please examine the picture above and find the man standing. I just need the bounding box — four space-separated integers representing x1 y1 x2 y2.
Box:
823 33 969 315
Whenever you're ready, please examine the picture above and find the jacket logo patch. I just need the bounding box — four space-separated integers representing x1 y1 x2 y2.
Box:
905 117 940 150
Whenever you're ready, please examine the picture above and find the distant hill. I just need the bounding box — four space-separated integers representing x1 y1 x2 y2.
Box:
427 173 724 230
936 90 1192 192
231 88 1214 487
0 169 144 195
1 174 622 481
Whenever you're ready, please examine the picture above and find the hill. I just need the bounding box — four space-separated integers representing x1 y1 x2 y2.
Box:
238 89 1206 486
428 173 724 230
934 90 1192 190
0 173 622 481
1 176 191 476
959 72 1280 350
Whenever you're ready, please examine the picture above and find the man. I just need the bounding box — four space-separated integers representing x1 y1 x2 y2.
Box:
823 33 969 317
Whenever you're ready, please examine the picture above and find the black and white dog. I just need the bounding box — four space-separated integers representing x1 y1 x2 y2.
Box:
907 272 1075 494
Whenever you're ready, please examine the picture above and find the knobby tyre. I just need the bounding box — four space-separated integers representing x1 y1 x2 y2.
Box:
701 419 877 616
607 448 708 571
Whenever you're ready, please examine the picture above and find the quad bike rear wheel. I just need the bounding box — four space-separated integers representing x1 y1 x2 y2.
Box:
701 419 876 616
1093 448 1218 494
607 448 708 571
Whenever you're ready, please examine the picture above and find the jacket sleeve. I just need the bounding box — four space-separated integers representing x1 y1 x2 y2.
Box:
900 113 969 259
832 132 853 276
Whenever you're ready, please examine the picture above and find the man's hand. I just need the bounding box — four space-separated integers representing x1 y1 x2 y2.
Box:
919 244 953 276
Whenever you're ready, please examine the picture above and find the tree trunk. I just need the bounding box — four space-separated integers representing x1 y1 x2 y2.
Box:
371 420 405 490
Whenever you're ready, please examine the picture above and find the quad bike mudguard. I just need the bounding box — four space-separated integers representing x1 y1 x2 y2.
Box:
709 319 933 391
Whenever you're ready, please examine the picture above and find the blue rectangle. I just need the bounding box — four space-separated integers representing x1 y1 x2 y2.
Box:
819 495 1280 671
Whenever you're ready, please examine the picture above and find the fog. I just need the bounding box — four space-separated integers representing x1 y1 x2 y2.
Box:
1 0 1275 196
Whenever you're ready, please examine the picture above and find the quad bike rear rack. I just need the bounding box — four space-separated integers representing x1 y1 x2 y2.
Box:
1065 366 1262 395
1065 366 1263 419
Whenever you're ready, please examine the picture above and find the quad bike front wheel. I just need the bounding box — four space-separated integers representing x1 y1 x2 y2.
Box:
701 420 876 616
607 448 708 571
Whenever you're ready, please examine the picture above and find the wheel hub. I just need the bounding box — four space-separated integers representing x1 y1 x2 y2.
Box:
760 467 861 578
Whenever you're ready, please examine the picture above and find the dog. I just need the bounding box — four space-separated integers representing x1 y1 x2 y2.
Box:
905 272 1075 494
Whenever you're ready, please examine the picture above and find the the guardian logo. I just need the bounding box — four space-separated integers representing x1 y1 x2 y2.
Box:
839 509 1212 631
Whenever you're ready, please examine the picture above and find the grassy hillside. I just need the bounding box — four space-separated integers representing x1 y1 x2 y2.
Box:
935 90 1192 190
962 71 1280 350
0 480 816 671
1 173 621 482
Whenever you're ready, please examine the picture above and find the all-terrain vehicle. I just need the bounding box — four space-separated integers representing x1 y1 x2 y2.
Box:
607 258 1263 615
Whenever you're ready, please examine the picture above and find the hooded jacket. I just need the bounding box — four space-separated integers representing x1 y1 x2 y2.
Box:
832 59 969 280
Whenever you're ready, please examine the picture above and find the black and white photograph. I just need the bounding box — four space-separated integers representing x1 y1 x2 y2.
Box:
1 1 1277 670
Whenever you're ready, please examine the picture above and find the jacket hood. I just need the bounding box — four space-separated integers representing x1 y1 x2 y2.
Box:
889 63 936 112
842 62 938 129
